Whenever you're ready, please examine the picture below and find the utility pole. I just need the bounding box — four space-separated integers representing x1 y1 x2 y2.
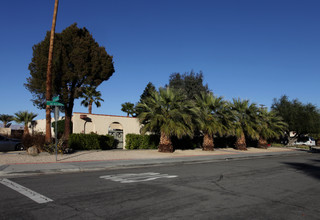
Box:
45 0 59 143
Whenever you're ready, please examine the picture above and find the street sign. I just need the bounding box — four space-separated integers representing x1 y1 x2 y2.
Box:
46 101 64 106
52 96 59 102
46 97 64 162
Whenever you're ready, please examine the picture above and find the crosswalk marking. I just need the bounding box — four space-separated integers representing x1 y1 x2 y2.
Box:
0 178 53 204
100 172 177 183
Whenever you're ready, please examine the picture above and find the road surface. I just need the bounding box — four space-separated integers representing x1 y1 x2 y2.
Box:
0 154 319 219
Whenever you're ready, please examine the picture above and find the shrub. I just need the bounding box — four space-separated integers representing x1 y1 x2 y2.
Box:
125 134 159 149
125 134 141 149
39 138 71 154
10 130 23 139
214 136 236 148
68 133 115 150
51 120 73 139
22 133 46 151
171 135 203 150
143 135 159 149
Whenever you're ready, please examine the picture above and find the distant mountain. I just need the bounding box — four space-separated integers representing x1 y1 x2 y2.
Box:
10 125 24 130
0 124 23 130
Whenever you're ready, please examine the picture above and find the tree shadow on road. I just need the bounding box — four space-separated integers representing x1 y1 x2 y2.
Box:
57 151 98 162
283 162 320 181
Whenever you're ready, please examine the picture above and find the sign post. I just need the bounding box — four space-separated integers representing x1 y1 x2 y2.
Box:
47 96 64 161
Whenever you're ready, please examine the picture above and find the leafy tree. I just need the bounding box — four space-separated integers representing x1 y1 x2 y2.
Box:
140 82 156 102
167 70 210 100
257 108 288 148
271 95 320 137
133 82 157 116
51 119 72 138
14 111 38 137
137 87 197 152
0 114 14 128
80 87 104 114
230 98 260 150
25 23 114 139
195 92 231 151
121 102 135 117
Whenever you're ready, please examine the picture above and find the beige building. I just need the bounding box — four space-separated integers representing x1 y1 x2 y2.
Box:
28 118 56 135
4 113 141 149
72 112 141 149
0 128 11 136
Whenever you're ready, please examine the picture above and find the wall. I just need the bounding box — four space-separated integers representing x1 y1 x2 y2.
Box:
0 128 11 136
28 118 59 136
72 112 141 149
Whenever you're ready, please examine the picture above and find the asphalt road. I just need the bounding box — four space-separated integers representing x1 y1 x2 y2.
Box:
0 154 319 220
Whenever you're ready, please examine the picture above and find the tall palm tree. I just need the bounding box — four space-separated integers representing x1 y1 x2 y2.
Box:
137 87 197 153
14 111 38 137
80 87 104 114
45 0 59 143
0 114 14 128
231 98 259 150
257 108 288 148
195 92 231 151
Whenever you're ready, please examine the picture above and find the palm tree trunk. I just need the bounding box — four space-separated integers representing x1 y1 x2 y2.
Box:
88 103 92 114
159 132 174 153
258 137 268 149
23 124 30 137
203 133 214 151
45 0 59 143
235 132 247 150
45 106 52 143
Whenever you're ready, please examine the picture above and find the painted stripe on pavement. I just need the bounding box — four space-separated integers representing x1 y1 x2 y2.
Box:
100 172 178 183
0 178 53 204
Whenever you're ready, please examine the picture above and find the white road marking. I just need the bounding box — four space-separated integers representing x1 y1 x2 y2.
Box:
100 172 177 183
0 178 53 204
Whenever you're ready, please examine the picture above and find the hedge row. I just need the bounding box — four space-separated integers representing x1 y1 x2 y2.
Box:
125 134 159 149
68 133 115 150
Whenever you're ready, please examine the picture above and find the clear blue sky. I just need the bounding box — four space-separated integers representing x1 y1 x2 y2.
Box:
0 0 319 121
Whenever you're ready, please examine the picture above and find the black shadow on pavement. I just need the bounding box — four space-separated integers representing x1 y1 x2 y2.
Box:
283 162 320 181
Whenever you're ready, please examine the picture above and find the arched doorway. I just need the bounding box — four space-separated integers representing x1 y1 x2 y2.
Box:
108 122 123 149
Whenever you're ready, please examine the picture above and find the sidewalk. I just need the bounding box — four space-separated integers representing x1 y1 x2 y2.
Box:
0 147 308 177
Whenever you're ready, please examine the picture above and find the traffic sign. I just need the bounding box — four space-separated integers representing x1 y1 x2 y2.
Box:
52 96 59 102
46 101 64 106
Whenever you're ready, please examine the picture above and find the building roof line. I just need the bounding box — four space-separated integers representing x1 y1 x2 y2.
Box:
73 112 134 119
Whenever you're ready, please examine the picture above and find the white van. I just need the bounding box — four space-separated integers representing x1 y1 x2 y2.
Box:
294 136 316 146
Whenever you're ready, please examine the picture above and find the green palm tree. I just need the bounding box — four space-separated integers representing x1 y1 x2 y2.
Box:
14 111 38 137
195 92 231 151
231 98 259 150
137 87 197 153
121 102 135 117
257 108 288 148
80 87 104 114
0 114 14 128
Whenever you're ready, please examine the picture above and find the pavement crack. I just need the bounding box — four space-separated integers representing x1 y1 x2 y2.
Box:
217 174 223 182
211 174 237 195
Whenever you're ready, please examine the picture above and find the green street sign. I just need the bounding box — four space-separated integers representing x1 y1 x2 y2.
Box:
52 96 59 102
47 101 64 106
